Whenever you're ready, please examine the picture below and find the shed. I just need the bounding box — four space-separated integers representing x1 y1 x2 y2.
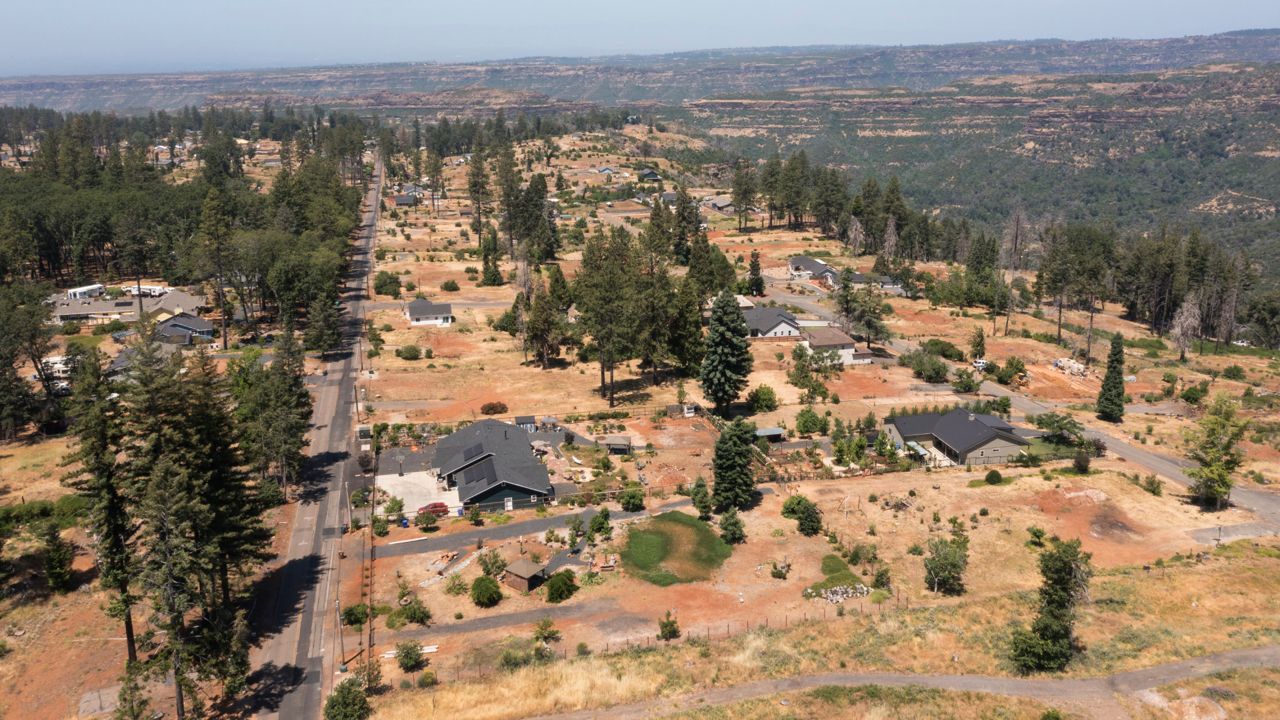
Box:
504 558 547 593
600 435 634 455
514 415 537 431
756 427 786 443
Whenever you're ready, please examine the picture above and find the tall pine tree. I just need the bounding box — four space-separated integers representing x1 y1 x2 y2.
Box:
712 420 756 511
1096 332 1126 422
700 290 753 414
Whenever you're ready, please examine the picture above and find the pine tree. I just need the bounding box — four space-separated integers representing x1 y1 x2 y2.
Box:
719 507 746 544
671 188 699 264
1186 396 1248 510
667 277 706 373
466 147 491 236
700 290 753 414
575 228 634 404
1010 538 1093 674
747 250 765 296
631 223 675 384
690 476 712 520
546 264 573 312
41 520 75 592
305 291 343 359
712 419 756 511
731 161 756 231
63 350 139 662
524 284 566 368
1096 332 1126 422
970 326 985 360
114 661 151 720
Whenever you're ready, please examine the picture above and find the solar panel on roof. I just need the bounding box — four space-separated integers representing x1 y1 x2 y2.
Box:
463 443 484 461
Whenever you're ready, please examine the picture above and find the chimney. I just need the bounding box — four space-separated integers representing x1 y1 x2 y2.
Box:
968 413 976 422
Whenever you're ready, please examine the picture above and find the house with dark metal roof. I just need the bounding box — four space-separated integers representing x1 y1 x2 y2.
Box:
393 193 417 207
742 307 801 339
405 298 452 326
885 408 1029 466
788 256 838 286
637 168 662 182
155 312 215 345
433 419 553 507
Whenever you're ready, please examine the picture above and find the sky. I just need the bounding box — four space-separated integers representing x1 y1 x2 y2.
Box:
2 0 1278 77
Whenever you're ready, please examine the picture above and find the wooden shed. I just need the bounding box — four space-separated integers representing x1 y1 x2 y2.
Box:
504 558 547 593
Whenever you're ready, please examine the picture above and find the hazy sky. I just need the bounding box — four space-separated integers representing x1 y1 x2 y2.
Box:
3 0 1278 76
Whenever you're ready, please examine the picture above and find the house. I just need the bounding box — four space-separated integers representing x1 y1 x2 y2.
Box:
50 289 207 326
803 326 872 365
637 168 662 182
742 307 801 339
514 416 538 432
405 298 452 326
885 408 1029 467
705 195 734 214
596 167 615 175
400 183 424 195
658 190 678 206
393 193 417 207
155 312 216 345
788 256 838 286
433 419 554 508
504 558 547 593
66 284 105 300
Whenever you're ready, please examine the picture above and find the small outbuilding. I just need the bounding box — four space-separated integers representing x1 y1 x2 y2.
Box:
600 434 634 455
504 558 547 593
755 427 786 443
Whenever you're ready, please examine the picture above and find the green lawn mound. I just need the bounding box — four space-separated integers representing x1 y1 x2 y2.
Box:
621 511 732 586
808 554 861 593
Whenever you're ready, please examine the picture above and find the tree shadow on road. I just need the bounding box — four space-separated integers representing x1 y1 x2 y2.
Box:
218 661 307 718
249 554 324 640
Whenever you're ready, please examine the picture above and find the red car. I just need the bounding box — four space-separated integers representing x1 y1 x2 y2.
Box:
418 502 450 518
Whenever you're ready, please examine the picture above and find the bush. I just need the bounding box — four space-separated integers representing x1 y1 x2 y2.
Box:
341 603 369 627
1073 450 1091 474
441 280 460 292
444 573 467 595
396 344 421 361
951 369 981 393
747 384 780 413
480 401 508 415
1222 365 1246 381
921 338 965 361
324 678 371 720
985 469 1003 485
374 271 402 298
618 485 645 512
478 549 507 577
60 321 82 335
416 671 437 688
395 641 425 672
470 575 503 607
545 570 577 603
92 319 129 336
657 610 681 641
413 511 437 532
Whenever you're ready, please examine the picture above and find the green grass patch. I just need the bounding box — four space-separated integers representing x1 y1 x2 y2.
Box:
808 553 861 593
820 553 849 576
967 475 1014 488
65 334 106 351
620 511 732 586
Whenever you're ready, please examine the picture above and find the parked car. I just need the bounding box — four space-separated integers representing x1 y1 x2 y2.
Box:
419 502 450 517
972 358 991 371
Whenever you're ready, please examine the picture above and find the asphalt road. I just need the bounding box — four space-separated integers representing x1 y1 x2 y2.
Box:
254 157 382 720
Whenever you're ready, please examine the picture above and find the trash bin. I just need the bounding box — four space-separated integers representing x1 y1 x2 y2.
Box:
399 517 409 528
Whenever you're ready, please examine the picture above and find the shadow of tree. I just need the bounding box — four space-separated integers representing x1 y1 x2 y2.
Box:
249 554 324 640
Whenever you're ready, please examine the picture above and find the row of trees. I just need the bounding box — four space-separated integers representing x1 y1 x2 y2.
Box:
63 327 310 717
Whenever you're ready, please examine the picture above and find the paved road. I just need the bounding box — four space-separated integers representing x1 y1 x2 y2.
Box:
252 156 383 719
524 643 1280 720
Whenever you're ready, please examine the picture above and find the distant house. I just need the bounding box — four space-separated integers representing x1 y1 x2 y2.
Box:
885 408 1029 466
742 307 801 339
803 326 872 365
705 195 734 214
405 298 452 326
155 312 215 345
400 183 424 195
637 168 662 182
51 289 207 325
658 191 678 206
393 193 417 207
788 256 838 287
433 419 553 508
597 167 615 175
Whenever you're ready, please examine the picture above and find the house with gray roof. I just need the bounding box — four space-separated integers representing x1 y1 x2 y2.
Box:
156 312 215 345
433 419 553 507
885 408 1029 467
742 307 800 339
405 298 452 326
788 256 838 286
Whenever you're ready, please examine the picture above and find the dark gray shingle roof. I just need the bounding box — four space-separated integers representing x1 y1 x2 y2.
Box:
888 408 1028 455
406 298 451 317
434 419 551 502
742 307 798 335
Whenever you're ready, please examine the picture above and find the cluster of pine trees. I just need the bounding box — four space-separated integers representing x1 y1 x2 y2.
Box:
63 328 310 717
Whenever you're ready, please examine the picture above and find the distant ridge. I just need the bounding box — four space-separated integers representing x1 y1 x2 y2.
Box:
2 29 1280 111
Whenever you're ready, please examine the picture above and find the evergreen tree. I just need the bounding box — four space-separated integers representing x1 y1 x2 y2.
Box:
671 188 699 264
1096 333 1126 422
113 661 151 720
479 227 505 286
305 291 343 358
667 277 706 373
631 223 675 384
324 677 372 720
687 232 736 297
524 284 566 368
719 507 746 544
700 290 753 414
575 228 634 404
1010 538 1093 674
970 326 985 360
712 419 756 511
466 147 492 236
731 161 756 231
545 263 573 312
41 521 75 593
63 349 139 662
689 476 712 520
747 250 765 296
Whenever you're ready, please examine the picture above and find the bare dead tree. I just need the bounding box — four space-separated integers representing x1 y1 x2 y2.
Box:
1170 290 1201 362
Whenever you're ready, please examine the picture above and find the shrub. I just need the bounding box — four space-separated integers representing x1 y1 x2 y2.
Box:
747 384 780 413
341 603 369 627
657 610 681 641
480 401 508 415
1073 450 1091 474
545 570 577 603
1222 365 1246 381
921 338 965 361
618 485 645 512
396 344 421 361
719 508 746 544
413 511 437 532
441 280 460 292
395 641 424 672
470 575 503 607
444 573 467 595
416 671 437 688
324 677 371 720
873 567 892 590
60 321 82 335
985 469 1003 485
374 271 402 298
951 369 981 393
478 549 507 577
